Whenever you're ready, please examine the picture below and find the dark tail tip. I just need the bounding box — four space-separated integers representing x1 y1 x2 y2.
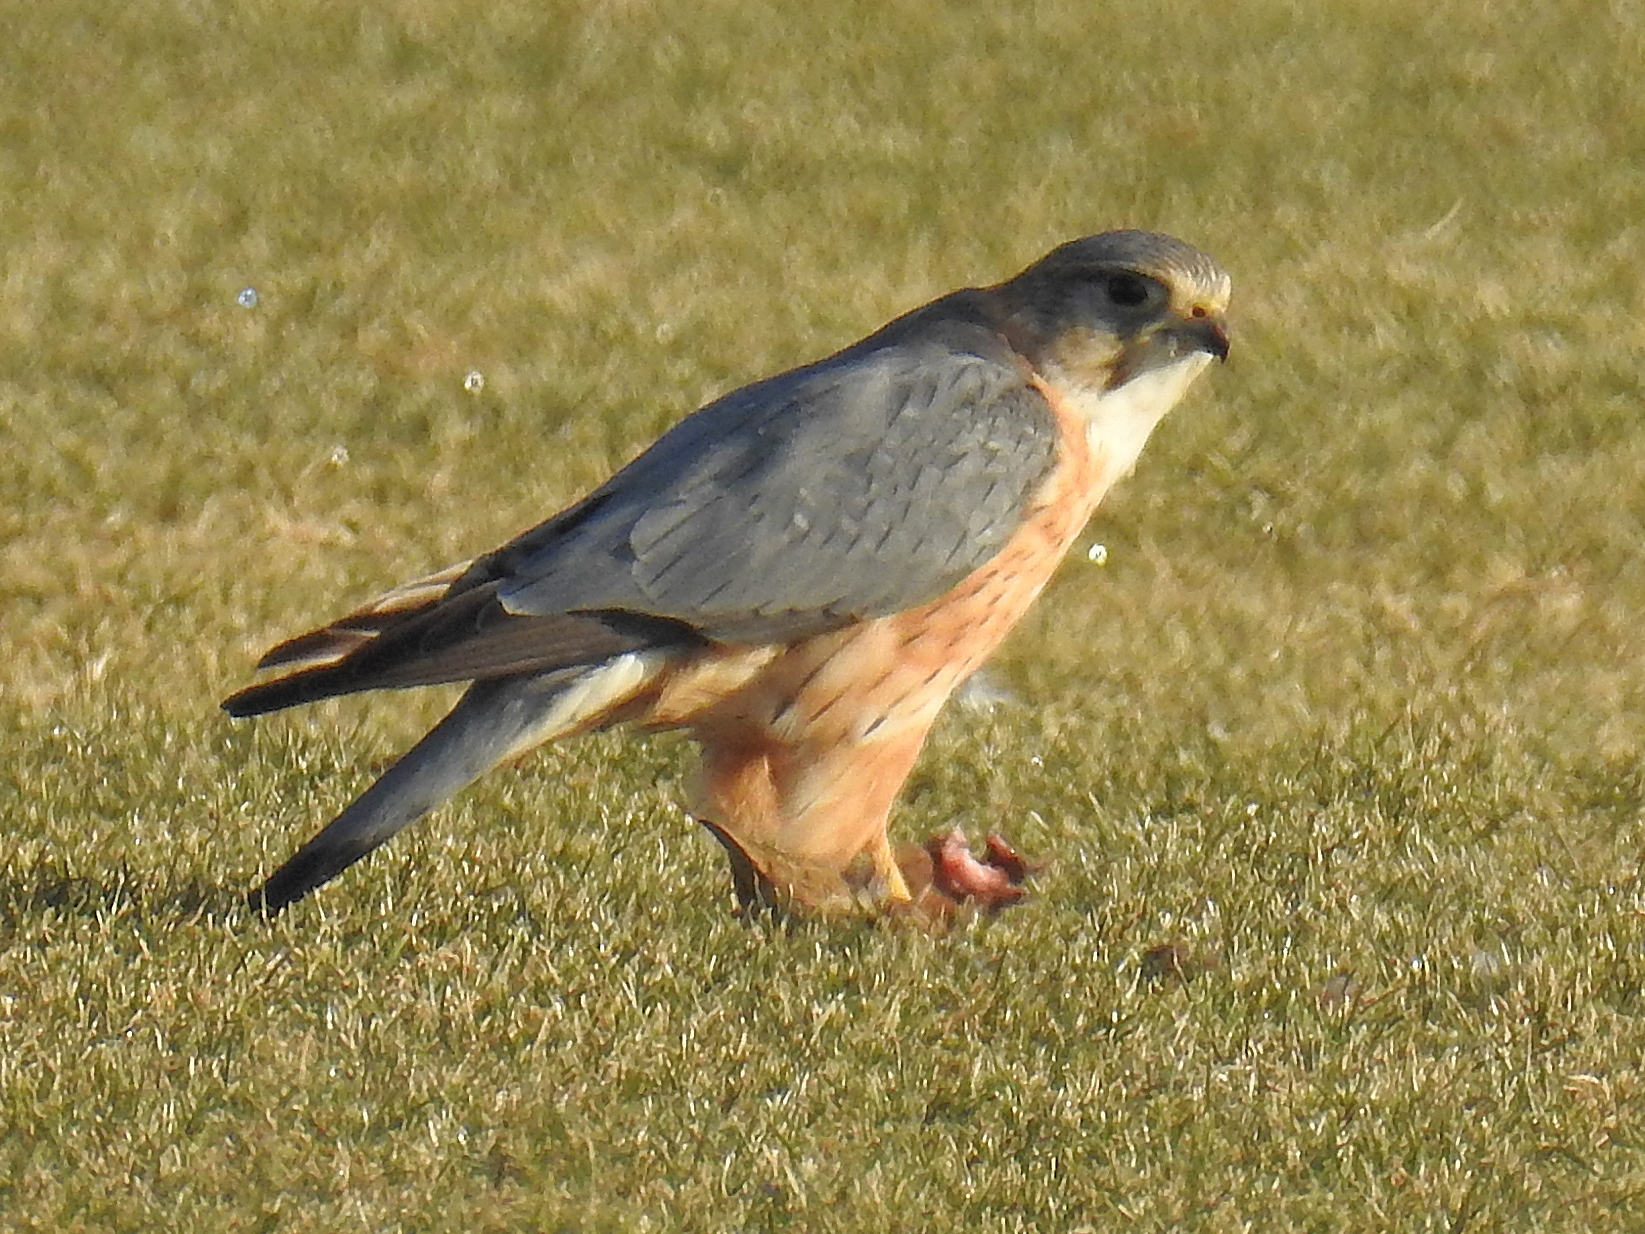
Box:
247 845 350 917
245 884 285 917
221 679 307 719
246 875 305 918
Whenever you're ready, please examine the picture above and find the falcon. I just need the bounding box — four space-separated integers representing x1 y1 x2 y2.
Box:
226 230 1231 917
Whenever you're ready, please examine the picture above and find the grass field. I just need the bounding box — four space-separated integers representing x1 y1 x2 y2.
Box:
4 0 1645 1228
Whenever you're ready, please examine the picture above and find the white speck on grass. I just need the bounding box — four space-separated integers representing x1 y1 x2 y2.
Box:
1086 542 1108 564
328 445 349 467
237 287 258 307
464 370 485 393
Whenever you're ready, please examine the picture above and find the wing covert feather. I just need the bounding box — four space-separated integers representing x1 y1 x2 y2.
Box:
497 324 1060 642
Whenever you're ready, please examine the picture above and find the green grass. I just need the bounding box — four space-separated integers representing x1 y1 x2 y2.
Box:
4 0 1645 1228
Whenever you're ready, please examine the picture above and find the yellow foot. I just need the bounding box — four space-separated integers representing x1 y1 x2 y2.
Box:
869 832 914 905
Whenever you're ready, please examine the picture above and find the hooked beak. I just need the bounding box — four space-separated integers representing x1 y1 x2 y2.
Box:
1108 313 1230 389
1185 315 1230 363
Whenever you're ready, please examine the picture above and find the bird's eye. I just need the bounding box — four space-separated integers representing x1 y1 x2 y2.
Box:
1103 271 1158 309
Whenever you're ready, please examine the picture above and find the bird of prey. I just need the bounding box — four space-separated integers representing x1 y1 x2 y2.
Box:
226 230 1230 917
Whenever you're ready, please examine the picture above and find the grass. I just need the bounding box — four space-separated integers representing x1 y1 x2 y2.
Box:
3 0 1645 1228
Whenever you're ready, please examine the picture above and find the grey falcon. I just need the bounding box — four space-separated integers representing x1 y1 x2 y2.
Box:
224 230 1231 917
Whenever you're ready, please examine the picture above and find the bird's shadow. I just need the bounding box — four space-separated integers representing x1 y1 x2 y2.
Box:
0 862 247 936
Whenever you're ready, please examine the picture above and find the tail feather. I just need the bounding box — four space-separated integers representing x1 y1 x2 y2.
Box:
255 560 477 673
251 653 663 914
224 591 699 718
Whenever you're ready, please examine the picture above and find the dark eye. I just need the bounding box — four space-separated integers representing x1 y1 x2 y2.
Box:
1103 271 1158 309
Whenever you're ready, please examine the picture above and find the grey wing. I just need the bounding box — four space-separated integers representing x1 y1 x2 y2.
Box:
223 322 1060 718
497 323 1062 642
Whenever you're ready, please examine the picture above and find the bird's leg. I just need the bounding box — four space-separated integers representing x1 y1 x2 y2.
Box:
692 729 924 915
695 815 863 917
868 831 914 904
700 811 1042 926
690 740 856 913
691 711 1045 918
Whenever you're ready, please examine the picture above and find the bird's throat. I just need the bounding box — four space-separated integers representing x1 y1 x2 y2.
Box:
1045 352 1212 489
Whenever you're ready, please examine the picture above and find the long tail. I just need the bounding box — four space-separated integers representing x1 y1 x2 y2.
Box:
250 654 659 915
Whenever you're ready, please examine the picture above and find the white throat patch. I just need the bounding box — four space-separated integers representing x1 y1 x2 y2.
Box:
1055 352 1213 485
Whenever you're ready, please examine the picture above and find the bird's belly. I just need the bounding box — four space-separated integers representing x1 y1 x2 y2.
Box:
641 453 1100 753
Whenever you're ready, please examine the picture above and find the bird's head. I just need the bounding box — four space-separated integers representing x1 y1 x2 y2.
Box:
996 229 1231 393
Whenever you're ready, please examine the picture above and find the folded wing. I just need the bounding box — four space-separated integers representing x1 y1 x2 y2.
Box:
223 319 1059 718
